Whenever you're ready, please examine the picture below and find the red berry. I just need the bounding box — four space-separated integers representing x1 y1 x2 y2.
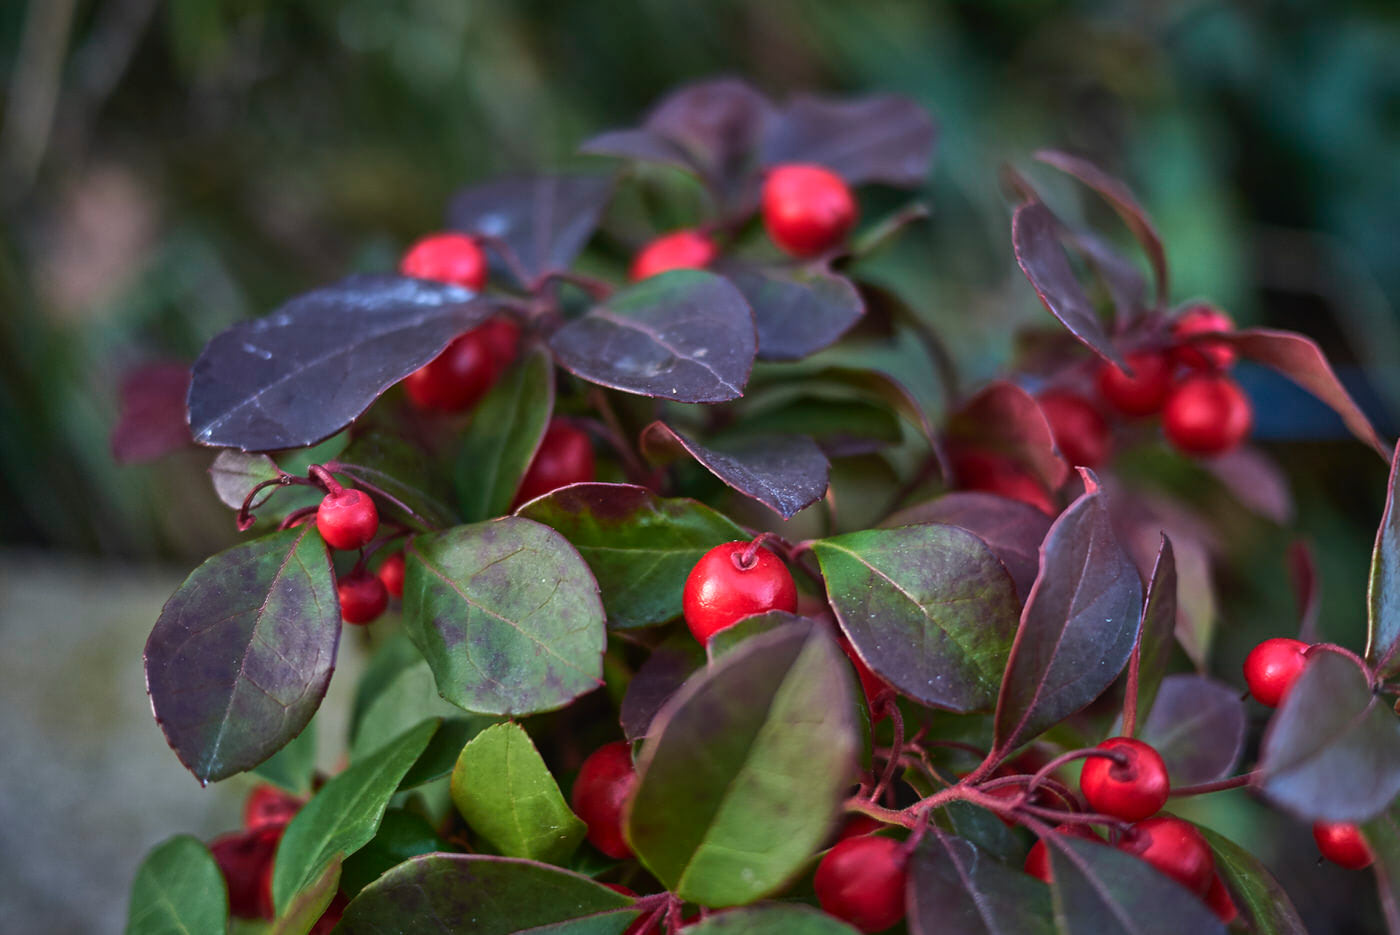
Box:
630 230 717 281
1024 824 1102 883
309 893 348 935
400 232 487 291
836 815 885 842
1117 816 1215 896
1162 373 1252 456
404 330 495 412
1204 873 1238 924
338 571 388 625
1097 350 1172 417
814 835 908 933
1171 305 1237 371
243 784 301 830
840 637 890 721
761 164 858 258
210 825 283 919
1314 821 1373 870
1039 391 1111 468
1079 737 1170 822
682 541 799 644
950 450 1055 515
513 420 596 507
571 742 638 859
377 551 406 599
1243 638 1309 708
316 488 379 551
476 317 522 376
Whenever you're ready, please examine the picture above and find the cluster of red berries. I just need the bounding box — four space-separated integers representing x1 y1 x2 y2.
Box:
313 484 397 625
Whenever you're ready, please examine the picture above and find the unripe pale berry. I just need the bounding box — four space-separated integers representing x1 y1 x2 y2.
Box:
814 834 908 933
1079 737 1170 822
630 230 717 281
1117 816 1215 896
682 541 799 644
513 420 595 507
571 742 638 859
404 330 495 412
377 551 406 599
1243 637 1309 708
400 232 488 291
316 488 379 551
1024 824 1102 883
338 572 388 625
1171 305 1237 370
950 450 1055 515
1313 821 1373 870
1097 350 1172 417
1039 391 1111 468
1162 373 1252 457
762 164 857 258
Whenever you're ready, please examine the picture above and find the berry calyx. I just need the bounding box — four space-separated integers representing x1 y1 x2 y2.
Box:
399 232 488 291
338 571 388 625
513 419 596 507
404 330 496 412
1038 391 1111 469
813 834 908 933
1162 372 1252 457
1204 873 1238 924
243 784 302 830
1024 824 1102 883
316 488 379 551
377 551 406 599
210 825 283 919
1117 816 1215 896
762 164 858 258
1313 821 1373 870
1242 637 1310 708
571 741 638 859
1097 350 1172 417
1079 737 1170 822
682 540 799 644
630 229 717 281
950 449 1055 515
1171 304 1237 371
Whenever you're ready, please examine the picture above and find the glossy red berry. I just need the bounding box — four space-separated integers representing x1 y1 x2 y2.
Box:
338 571 388 625
682 541 799 644
1024 824 1102 883
835 814 885 843
950 450 1055 515
513 420 596 507
400 232 488 291
1162 372 1252 456
377 551 406 599
316 488 379 551
571 741 638 859
210 825 283 919
1243 638 1309 708
1204 873 1238 924
1039 391 1111 468
1117 816 1215 896
404 329 495 412
1171 305 1237 371
762 164 858 258
840 637 890 721
1313 821 1373 870
814 835 908 933
1097 350 1172 417
1079 737 1170 822
243 784 301 830
630 229 717 281
476 317 522 375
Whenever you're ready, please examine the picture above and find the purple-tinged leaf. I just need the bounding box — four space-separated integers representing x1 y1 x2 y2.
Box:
189 275 490 451
1197 826 1308 935
1139 674 1245 785
645 78 775 210
1131 536 1177 730
1046 835 1225 935
1370 442 1400 676
761 93 937 187
994 473 1143 753
1063 230 1147 326
1256 651 1400 822
641 421 829 519
454 347 554 522
686 904 861 934
948 381 1069 492
209 449 281 510
1034 150 1169 307
811 524 1021 712
619 632 705 740
1012 200 1124 368
145 525 339 784
335 432 458 530
908 832 1053 935
1365 807 1400 935
883 492 1052 602
111 361 193 463
549 271 756 403
706 610 811 662
580 128 696 174
718 261 864 362
1289 539 1322 643
1201 446 1294 524
337 854 637 935
403 517 606 716
1226 328 1390 457
446 174 614 286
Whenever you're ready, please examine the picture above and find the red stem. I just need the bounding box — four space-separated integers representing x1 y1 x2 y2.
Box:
308 464 343 496
870 702 905 804
1122 635 1144 737
1305 643 1375 683
1169 773 1255 797
734 533 777 570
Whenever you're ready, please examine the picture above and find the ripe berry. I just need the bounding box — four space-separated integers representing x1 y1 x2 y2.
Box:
400 232 488 291
210 825 282 919
476 317 522 374
836 814 885 842
243 784 301 830
316 488 379 551
1313 821 1373 870
840 637 890 721
1117 816 1215 896
338 571 388 625
682 541 799 644
1204 873 1238 924
762 164 858 258
630 230 717 281
1039 391 1111 468
1171 305 1237 370
571 741 638 859
1162 373 1252 457
513 420 596 507
950 450 1055 515
1097 350 1172 417
404 330 495 412
1243 638 1310 708
1024 824 1102 883
814 835 908 933
377 551 406 599
1079 737 1170 822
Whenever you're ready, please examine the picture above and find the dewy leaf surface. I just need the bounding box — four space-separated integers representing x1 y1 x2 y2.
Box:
908 833 1053 935
455 347 555 521
145 525 340 784
1370 441 1400 676
125 835 227 935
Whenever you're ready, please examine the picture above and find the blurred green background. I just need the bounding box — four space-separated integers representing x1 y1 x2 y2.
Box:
1 0 1398 931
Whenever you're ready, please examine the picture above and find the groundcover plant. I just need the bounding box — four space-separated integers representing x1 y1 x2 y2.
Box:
118 79 1400 935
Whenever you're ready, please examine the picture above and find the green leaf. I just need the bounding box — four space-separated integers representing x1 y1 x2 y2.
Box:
340 809 448 897
1196 826 1306 934
253 720 318 795
1365 806 1400 932
271 718 438 913
1369 441 1400 677
403 517 606 715
269 856 340 935
126 835 228 935
685 904 860 934
811 524 1020 712
518 483 748 629
908 832 1053 935
335 432 458 530
1048 835 1224 934
399 717 491 789
451 722 587 862
626 622 860 906
455 347 555 521
209 450 281 510
706 611 807 662
1131 537 1176 732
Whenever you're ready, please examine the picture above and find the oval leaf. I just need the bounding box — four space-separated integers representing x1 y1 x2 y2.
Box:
687 904 861 934
1201 446 1294 525
145 525 340 784
270 856 340 935
1139 674 1245 785
1196 826 1307 935
718 262 864 362
126 835 227 935
112 361 193 463
1131 536 1177 730
908 833 1053 935
619 632 706 740
340 809 448 898
455 347 555 521
1370 441 1400 676
334 432 458 530
209 449 281 510
761 93 936 187
1366 807 1400 934
626 622 859 906
948 381 1069 492
403 517 606 716
811 524 1021 712
1047 834 1225 935
549 271 756 403
188 275 490 451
